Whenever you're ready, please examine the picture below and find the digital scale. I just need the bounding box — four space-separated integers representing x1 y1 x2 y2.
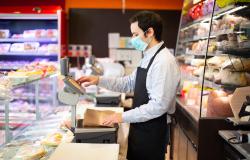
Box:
58 58 118 144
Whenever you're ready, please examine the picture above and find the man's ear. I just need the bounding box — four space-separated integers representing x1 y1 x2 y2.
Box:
145 27 154 38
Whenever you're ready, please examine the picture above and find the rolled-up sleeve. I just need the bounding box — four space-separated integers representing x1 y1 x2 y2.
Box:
98 69 137 93
122 54 180 123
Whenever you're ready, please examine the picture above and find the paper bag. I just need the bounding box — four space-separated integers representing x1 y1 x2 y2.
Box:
83 109 116 127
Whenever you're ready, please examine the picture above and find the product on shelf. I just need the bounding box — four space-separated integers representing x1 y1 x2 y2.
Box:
38 44 58 54
189 2 204 20
196 23 210 37
0 76 12 100
10 42 41 53
23 29 46 39
46 29 58 38
0 43 10 53
207 56 229 68
190 40 208 54
7 61 57 84
221 58 250 71
190 58 206 67
11 144 46 160
214 69 248 86
10 43 24 52
206 90 233 117
216 0 234 8
205 68 219 81
0 29 10 38
11 34 23 39
193 66 204 76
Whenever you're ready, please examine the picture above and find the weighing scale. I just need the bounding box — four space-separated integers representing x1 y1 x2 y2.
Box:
58 58 117 143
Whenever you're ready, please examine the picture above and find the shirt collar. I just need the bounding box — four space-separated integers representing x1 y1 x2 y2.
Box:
143 41 164 59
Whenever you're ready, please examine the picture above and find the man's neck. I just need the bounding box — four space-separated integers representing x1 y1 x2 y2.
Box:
147 38 160 50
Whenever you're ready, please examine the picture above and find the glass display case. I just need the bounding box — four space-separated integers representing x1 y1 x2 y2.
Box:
0 6 66 146
175 0 250 120
172 1 250 160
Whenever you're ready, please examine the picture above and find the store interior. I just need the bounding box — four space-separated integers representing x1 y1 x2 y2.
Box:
0 0 250 160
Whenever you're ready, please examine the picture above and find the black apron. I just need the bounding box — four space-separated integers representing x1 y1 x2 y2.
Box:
127 44 169 160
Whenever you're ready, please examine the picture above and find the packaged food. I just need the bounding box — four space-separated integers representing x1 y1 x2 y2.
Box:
46 29 58 38
41 130 74 147
10 43 24 52
24 42 40 52
11 34 23 39
11 144 46 160
0 29 10 38
0 43 10 53
207 90 233 117
47 44 58 53
214 69 248 86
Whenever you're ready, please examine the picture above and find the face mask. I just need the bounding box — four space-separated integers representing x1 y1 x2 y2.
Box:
130 36 148 51
130 30 152 51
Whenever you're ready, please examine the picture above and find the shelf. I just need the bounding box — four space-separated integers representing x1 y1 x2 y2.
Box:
181 5 246 31
0 38 58 43
0 52 58 56
218 48 250 58
0 14 58 20
184 72 238 91
12 73 57 89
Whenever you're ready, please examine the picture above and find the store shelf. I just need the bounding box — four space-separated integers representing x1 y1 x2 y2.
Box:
0 38 58 43
181 5 246 31
12 73 57 89
0 14 58 20
0 52 58 56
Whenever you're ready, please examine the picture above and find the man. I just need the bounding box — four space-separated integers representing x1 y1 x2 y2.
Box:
77 11 180 160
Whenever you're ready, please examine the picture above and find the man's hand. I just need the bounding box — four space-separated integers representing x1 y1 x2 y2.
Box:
103 113 123 127
76 76 99 87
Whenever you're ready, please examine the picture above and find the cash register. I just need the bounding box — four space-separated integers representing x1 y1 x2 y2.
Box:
58 58 118 144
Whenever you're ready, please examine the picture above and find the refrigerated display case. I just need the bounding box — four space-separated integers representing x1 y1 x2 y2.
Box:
172 1 250 160
0 6 66 146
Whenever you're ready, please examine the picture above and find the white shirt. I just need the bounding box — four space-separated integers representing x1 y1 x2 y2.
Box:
99 41 181 123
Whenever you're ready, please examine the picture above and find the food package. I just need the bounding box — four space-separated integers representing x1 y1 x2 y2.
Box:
0 43 10 53
193 66 204 76
0 29 10 38
191 40 207 54
0 76 12 100
23 29 46 38
48 44 58 53
216 0 234 8
190 58 205 67
221 58 250 71
41 130 74 147
214 69 248 86
83 109 116 128
24 42 40 52
12 34 23 39
207 56 229 68
196 23 210 37
189 2 204 20
205 68 219 81
207 90 233 117
46 29 58 38
11 42 40 52
11 144 46 160
10 43 24 52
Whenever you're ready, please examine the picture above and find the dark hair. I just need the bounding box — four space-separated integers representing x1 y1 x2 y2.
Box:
129 11 163 41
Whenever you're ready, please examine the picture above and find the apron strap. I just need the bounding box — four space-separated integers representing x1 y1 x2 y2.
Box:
146 43 165 70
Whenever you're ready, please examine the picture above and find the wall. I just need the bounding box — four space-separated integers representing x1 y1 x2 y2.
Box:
69 9 181 58
66 0 183 11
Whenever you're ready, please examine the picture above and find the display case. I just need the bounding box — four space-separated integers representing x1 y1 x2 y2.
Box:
172 1 250 160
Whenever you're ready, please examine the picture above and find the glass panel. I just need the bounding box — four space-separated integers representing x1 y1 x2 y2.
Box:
201 1 250 118
175 0 215 121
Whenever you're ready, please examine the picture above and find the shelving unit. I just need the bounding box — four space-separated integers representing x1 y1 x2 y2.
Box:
172 1 250 160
